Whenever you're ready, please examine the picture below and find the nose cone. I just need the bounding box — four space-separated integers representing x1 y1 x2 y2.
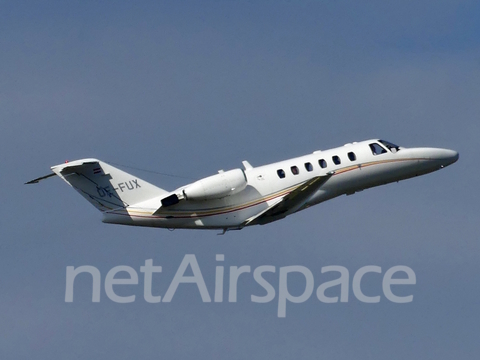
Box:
445 149 459 165
433 148 459 167
420 148 459 167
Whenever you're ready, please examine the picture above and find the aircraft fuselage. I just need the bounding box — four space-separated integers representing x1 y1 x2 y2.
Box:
100 139 458 231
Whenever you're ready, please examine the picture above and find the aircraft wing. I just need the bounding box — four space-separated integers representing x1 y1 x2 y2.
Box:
243 173 333 227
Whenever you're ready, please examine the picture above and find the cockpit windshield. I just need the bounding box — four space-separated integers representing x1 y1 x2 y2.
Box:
379 139 400 153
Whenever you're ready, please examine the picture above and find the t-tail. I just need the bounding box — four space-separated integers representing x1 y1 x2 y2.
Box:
27 159 168 212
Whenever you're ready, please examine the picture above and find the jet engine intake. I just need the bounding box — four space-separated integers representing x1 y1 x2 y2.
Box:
183 168 247 201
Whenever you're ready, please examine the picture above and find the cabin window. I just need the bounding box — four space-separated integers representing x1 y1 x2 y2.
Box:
332 155 341 165
305 162 313 172
369 143 387 155
291 166 299 175
348 152 356 161
277 169 285 179
319 159 327 168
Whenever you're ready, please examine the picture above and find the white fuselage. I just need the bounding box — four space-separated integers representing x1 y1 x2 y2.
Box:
102 139 458 230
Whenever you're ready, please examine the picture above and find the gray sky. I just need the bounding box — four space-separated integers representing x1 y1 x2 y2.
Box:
1 1 479 359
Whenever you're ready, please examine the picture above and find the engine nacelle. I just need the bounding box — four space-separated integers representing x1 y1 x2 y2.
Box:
183 168 247 201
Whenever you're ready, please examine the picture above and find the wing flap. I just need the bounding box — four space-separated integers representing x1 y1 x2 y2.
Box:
243 197 284 226
244 174 333 226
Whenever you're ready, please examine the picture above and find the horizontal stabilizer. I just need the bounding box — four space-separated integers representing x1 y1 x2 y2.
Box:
25 172 56 184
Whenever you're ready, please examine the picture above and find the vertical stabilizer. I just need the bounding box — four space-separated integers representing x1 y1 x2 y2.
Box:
51 159 168 212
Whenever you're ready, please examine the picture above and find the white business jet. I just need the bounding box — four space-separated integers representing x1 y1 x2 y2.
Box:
27 139 458 233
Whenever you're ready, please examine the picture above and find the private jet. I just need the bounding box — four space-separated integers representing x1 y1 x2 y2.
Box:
26 139 458 233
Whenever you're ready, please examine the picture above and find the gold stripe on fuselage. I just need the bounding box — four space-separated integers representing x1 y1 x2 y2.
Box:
112 157 426 219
